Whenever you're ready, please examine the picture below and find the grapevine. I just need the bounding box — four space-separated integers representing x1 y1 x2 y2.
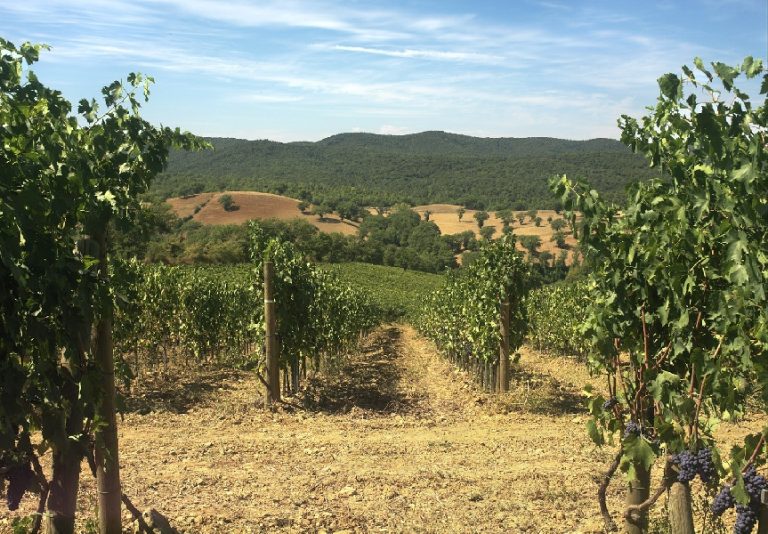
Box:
417 233 528 389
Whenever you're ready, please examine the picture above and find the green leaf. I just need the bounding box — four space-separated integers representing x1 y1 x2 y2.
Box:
587 419 605 446
658 73 682 100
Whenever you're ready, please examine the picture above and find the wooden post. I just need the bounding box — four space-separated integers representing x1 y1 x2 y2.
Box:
625 464 651 534
93 228 123 534
668 482 695 534
264 260 280 405
757 488 768 534
498 297 510 392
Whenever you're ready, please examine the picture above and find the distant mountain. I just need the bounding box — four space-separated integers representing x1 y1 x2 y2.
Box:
154 131 660 210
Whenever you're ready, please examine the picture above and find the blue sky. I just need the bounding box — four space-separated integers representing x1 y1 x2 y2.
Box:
1 1 766 141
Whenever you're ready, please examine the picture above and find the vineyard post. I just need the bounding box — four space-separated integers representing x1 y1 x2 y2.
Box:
93 227 123 534
498 296 510 392
758 488 767 534
264 260 280 405
625 466 651 534
668 479 694 534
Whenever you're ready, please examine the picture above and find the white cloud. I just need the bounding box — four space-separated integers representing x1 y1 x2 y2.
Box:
330 45 503 64
378 124 412 135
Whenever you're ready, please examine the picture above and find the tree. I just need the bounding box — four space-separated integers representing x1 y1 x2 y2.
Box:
297 200 310 213
473 210 490 229
533 216 542 227
519 235 541 256
517 212 526 225
337 201 363 222
457 207 466 221
526 209 538 222
423 209 432 222
479 226 495 241
312 203 331 220
496 209 513 231
551 231 567 249
550 218 567 232
0 38 204 533
218 194 237 211
552 57 768 533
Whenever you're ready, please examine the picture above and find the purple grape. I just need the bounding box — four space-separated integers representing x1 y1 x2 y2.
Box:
602 397 618 410
672 450 698 483
6 463 33 511
734 504 757 534
711 484 734 517
696 447 716 484
623 421 641 438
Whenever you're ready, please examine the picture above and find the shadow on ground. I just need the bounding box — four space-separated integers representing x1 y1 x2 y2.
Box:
299 326 422 414
492 368 584 415
120 368 239 414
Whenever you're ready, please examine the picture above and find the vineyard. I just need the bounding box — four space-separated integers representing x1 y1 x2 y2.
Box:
1 35 767 534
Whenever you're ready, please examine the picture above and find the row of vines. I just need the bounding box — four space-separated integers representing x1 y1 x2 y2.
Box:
525 278 591 358
417 234 528 391
112 225 382 396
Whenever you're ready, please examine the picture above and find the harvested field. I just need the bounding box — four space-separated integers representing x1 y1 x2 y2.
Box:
167 192 359 235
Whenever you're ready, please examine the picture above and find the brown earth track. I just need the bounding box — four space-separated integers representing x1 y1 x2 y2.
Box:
2 326 762 533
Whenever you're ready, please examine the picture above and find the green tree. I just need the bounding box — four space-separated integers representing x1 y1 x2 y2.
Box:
0 38 204 533
297 200 310 213
473 210 490 229
479 226 496 241
519 235 541 256
218 194 236 211
312 203 331 220
551 231 567 249
423 209 432 222
552 57 768 533
533 216 542 227
457 207 466 221
550 218 567 232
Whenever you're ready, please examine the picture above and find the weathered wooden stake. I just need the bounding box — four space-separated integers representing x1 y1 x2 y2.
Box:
757 488 768 534
498 297 510 392
625 464 651 534
264 260 280 405
668 481 694 534
93 228 122 534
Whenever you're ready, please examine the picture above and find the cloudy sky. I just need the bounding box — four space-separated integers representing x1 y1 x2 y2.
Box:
1 1 765 141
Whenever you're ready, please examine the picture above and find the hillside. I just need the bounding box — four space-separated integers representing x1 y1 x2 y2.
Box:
154 132 661 210
167 191 358 235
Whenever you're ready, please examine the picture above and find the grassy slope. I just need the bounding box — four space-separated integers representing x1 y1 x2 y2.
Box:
322 262 443 321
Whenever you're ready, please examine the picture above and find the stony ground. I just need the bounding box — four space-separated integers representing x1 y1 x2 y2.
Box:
2 325 763 533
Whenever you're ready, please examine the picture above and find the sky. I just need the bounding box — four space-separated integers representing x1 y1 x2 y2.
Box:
1 0 766 142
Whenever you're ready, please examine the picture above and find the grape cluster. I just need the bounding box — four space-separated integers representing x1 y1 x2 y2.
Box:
673 450 699 483
602 397 618 410
711 484 735 516
697 447 716 483
6 462 33 511
623 421 641 438
734 505 757 534
711 465 767 534
670 447 716 484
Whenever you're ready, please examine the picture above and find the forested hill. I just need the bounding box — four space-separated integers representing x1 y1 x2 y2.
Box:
154 131 661 210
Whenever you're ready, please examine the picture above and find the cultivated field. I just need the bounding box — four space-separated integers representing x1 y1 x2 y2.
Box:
167 192 359 235
167 193 577 262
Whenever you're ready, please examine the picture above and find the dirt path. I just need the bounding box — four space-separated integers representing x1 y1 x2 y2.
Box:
3 325 762 533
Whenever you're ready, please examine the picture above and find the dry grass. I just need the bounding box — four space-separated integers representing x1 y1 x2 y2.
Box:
2 326 762 533
414 204 578 262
